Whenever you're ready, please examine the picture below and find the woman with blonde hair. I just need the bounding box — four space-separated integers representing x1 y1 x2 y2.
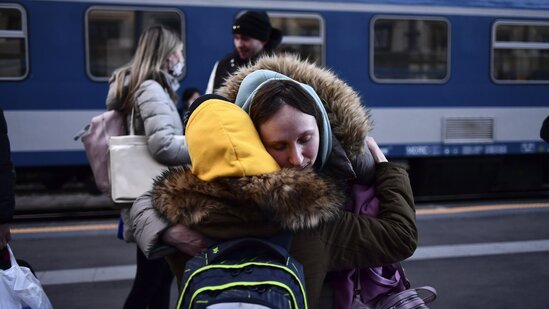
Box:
106 25 189 309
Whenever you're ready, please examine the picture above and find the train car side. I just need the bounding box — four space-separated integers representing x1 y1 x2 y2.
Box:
2 0 548 197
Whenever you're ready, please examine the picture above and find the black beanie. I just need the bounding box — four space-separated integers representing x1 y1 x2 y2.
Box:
233 11 281 43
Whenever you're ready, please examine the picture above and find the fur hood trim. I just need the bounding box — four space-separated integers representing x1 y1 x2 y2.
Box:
217 54 371 163
152 166 344 231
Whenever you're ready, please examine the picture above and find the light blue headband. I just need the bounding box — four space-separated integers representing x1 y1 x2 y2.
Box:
234 69 332 169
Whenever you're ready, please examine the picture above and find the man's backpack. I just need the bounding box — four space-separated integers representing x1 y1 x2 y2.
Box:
177 236 308 309
75 110 126 194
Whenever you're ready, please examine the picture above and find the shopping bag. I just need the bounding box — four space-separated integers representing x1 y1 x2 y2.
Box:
107 107 181 203
0 245 53 309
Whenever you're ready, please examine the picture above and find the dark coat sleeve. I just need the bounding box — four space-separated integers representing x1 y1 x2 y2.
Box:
292 161 417 274
0 109 15 224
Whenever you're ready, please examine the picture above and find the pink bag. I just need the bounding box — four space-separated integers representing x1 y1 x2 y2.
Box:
78 110 126 193
331 184 408 308
333 184 436 309
353 284 437 309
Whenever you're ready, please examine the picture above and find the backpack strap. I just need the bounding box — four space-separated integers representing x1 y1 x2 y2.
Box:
267 230 294 251
415 286 437 304
353 263 405 299
205 231 294 265
353 268 362 298
375 286 437 308
207 237 290 264
203 230 293 249
396 263 411 289
129 106 136 135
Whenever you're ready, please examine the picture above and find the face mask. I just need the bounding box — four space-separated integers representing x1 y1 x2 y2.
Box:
169 61 184 77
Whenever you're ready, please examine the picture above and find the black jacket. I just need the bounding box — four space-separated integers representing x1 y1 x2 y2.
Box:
212 48 276 93
0 108 15 224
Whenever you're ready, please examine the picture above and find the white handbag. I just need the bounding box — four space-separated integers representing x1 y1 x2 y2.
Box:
109 108 170 203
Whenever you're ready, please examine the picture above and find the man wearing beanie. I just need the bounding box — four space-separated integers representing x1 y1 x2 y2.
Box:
205 10 282 94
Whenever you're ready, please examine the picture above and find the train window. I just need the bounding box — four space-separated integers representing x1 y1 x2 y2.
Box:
0 4 28 80
370 16 449 83
86 7 184 81
492 21 549 83
268 13 324 65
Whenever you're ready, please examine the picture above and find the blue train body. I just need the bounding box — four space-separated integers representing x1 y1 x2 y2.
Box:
2 0 548 197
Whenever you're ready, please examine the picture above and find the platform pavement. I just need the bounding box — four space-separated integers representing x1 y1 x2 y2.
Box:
8 199 549 308
16 192 110 210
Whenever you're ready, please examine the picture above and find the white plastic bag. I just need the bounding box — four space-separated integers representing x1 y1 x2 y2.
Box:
0 245 53 309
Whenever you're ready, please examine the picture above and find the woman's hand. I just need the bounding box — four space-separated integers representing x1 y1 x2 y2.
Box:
162 223 206 256
366 136 388 163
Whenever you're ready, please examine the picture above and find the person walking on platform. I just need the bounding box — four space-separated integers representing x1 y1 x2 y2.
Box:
106 25 190 309
0 108 14 251
205 10 282 94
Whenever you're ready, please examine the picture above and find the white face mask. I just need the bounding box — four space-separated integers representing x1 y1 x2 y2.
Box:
169 61 184 77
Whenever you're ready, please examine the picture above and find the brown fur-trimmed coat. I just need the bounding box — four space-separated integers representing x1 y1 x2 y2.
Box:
152 166 344 231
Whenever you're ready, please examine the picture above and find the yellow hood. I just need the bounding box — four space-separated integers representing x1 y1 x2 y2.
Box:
186 99 280 181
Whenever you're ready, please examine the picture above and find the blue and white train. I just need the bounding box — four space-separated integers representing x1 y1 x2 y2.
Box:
2 0 548 198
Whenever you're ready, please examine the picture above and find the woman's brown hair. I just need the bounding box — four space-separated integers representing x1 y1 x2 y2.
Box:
249 79 323 130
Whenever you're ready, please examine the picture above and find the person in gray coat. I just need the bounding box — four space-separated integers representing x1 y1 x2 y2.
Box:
106 25 190 309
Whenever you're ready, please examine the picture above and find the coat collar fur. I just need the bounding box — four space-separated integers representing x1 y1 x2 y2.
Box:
152 166 344 231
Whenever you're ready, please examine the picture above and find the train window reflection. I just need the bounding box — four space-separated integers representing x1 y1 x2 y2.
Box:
371 16 449 83
0 4 28 80
0 7 21 30
86 8 184 81
269 13 324 65
492 21 549 83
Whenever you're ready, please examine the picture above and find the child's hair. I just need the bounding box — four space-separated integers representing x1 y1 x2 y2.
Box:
183 87 201 109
